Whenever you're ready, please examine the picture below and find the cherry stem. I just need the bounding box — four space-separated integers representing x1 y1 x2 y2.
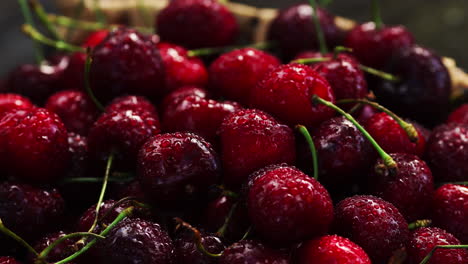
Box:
18 0 44 63
187 42 274 57
308 0 328 54
291 57 331 64
372 0 384 30
61 177 133 183
337 98 419 143
333 46 353 58
93 0 106 24
175 218 223 258
296 125 319 180
359 64 400 82
37 232 104 261
313 95 398 173
216 202 238 238
29 0 61 41
419 245 468 264
84 48 105 112
318 0 333 6
54 207 134 264
0 218 39 257
408 219 432 230
21 24 85 53
97 197 151 227
240 226 252 241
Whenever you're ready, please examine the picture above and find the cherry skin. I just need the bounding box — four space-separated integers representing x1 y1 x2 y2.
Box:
162 95 241 144
219 109 296 190
345 22 415 69
161 86 208 113
0 93 34 118
28 231 79 264
447 104 468 125
0 108 70 183
62 52 87 90
333 195 409 263
156 0 238 49
0 257 21 264
368 153 434 221
251 63 335 127
157 42 208 93
219 240 289 264
247 164 333 246
268 4 345 59
105 95 157 114
432 184 468 243
365 112 426 157
374 45 451 125
90 27 165 102
425 123 468 182
82 29 110 48
174 231 225 264
137 132 221 207
297 235 371 264
406 227 468 264
45 89 100 135
208 48 280 104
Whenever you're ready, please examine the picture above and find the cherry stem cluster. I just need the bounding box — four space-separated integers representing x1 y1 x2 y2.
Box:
18 0 44 63
216 202 238 237
84 48 106 111
175 218 223 258
0 218 39 257
419 245 468 264
296 125 319 180
37 232 105 261
21 24 85 53
187 42 274 57
372 0 384 29
308 0 328 54
29 0 61 41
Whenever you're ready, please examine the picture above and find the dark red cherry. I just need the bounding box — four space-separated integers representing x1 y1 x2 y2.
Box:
219 240 289 264
297 235 371 264
0 257 21 264
100 218 175 264
62 52 86 90
369 153 434 221
174 231 225 264
374 45 451 125
250 63 335 127
432 184 468 243
82 29 110 48
105 95 157 114
1 108 69 183
90 27 165 102
219 109 296 190
45 89 99 135
345 22 414 68
268 4 345 59
425 123 468 182
0 93 34 118
28 231 79 264
406 227 468 264
208 48 280 104
247 165 333 246
162 95 240 144
447 104 468 125
137 132 220 207
365 112 426 157
157 42 208 92
333 195 409 263
156 0 238 49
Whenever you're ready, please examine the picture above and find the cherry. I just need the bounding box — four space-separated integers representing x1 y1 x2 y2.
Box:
406 227 468 264
161 86 208 111
156 0 238 49
268 4 344 59
365 112 426 157
90 27 165 102
374 45 451 125
0 108 69 183
368 153 434 221
0 94 34 118
425 123 468 182
100 218 175 264
333 195 409 262
137 132 221 207
247 164 333 246
105 95 157 115
174 231 225 264
219 240 289 264
250 63 335 127
345 22 414 68
208 48 280 104
62 52 87 91
432 184 468 243
0 257 21 264
162 95 240 144
219 109 296 190
297 235 371 264
45 89 99 135
28 231 78 264
82 30 110 48
447 104 468 125
157 42 208 93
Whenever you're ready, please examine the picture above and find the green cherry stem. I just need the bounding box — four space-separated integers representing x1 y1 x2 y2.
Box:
240 226 252 241
84 48 105 112
21 24 85 53
0 218 39 257
371 0 383 30
308 0 328 54
29 0 61 40
187 42 274 57
296 125 319 180
419 245 468 264
337 98 419 143
97 197 151 227
61 177 133 183
216 202 238 238
313 95 398 173
318 0 333 6
54 207 134 264
359 64 400 82
175 218 223 258
333 46 353 58
18 0 44 63
37 232 105 261
291 57 331 64
408 219 432 230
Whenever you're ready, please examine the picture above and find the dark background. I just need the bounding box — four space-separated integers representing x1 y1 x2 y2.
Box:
0 0 467 77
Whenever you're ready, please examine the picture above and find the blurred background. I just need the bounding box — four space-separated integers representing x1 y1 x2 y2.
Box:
0 0 466 76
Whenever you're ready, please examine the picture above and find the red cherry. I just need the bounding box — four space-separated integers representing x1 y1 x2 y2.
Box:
62 52 87 90
174 231 225 264
219 240 289 264
28 231 80 264
105 95 157 115
82 29 110 48
447 104 468 125
160 85 208 113
0 257 21 264
0 93 34 118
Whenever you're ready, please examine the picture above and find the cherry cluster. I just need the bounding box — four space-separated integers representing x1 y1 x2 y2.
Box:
0 0 467 264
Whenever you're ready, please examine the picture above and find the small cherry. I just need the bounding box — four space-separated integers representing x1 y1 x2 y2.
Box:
160 85 208 113
28 231 80 264
105 95 157 115
0 257 21 264
219 240 289 264
0 93 34 118
447 104 468 125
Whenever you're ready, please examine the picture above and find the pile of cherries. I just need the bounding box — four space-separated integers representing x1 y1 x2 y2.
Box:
0 0 467 264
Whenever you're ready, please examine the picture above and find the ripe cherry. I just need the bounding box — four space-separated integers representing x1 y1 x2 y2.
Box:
447 104 468 125
219 240 289 264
